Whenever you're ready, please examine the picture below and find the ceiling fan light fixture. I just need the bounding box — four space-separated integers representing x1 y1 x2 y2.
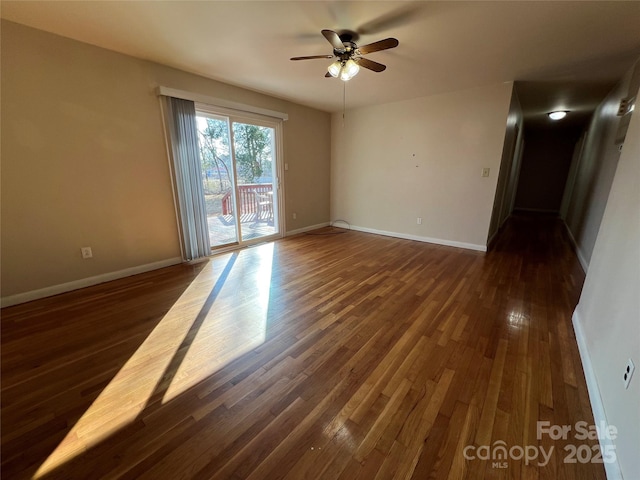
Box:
328 60 342 77
340 59 360 81
548 111 568 120
294 29 398 80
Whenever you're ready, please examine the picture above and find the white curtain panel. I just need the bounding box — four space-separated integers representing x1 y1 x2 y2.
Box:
164 97 211 260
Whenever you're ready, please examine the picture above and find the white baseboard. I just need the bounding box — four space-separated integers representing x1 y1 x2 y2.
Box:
1 257 183 308
286 222 330 236
563 222 589 272
572 311 623 480
348 224 487 252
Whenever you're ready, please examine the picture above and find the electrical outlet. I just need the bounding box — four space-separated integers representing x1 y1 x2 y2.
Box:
482 167 490 177
81 247 93 259
417 217 422 225
623 358 635 389
292 213 297 220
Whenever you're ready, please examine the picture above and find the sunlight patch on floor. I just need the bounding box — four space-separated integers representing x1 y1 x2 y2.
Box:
34 245 273 478
162 243 273 403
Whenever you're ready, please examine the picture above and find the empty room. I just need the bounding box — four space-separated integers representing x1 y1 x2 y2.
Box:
1 2 639 479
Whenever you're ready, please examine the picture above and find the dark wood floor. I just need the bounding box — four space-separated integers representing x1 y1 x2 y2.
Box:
1 215 605 479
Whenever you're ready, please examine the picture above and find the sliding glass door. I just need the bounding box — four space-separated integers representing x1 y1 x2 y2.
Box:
232 121 277 242
196 114 238 247
196 107 282 249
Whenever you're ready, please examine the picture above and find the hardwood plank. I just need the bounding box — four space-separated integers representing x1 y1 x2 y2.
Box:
475 339 509 446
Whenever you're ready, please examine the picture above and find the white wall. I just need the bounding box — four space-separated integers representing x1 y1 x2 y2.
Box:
501 101 525 228
331 82 513 251
565 60 640 268
559 132 586 220
488 87 524 243
573 80 640 479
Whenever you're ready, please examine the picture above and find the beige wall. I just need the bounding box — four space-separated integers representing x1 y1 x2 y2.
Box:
574 80 640 479
1 21 330 301
564 60 640 268
330 82 513 250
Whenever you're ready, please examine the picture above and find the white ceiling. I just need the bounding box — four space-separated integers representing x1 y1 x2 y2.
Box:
2 1 640 117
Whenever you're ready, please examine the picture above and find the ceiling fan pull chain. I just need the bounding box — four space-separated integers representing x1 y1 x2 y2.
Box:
343 81 346 126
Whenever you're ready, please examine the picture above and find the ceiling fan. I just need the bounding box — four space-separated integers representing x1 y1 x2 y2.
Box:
290 29 399 81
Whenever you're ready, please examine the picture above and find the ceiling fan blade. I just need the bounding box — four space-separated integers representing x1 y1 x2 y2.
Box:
357 5 421 35
325 72 332 78
356 38 399 55
321 29 345 51
290 55 334 61
356 57 387 73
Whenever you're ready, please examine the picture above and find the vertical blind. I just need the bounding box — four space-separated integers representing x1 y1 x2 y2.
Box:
163 96 211 260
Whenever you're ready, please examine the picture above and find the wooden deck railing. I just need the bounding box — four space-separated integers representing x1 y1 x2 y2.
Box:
221 183 273 216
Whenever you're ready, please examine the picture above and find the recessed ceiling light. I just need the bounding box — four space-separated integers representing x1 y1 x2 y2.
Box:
548 111 568 120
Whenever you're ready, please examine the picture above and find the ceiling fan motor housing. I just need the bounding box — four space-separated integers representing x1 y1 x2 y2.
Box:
338 30 359 43
335 42 357 60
